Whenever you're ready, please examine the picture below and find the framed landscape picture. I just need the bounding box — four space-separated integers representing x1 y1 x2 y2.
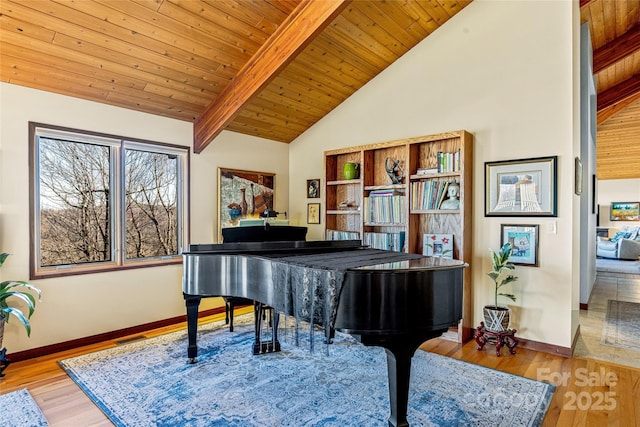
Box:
218 168 275 240
485 156 557 217
501 224 539 266
610 202 640 221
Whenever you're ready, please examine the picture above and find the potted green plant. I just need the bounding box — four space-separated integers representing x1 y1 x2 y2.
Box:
0 252 42 351
484 242 518 332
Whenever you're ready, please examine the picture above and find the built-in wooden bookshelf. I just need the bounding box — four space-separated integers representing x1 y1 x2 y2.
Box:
323 130 473 342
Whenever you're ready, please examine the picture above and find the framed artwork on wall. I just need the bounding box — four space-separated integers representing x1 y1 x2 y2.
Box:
307 203 320 224
610 202 640 221
307 179 320 198
218 168 275 240
500 224 539 266
485 156 557 217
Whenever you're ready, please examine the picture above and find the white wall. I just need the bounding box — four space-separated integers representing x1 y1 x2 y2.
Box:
597 178 640 231
289 0 580 348
0 83 289 353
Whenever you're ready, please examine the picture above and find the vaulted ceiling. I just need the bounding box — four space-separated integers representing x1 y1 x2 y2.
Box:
1 0 640 179
581 0 640 180
0 0 471 151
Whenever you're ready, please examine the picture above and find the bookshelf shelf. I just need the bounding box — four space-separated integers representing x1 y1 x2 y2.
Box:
327 179 363 186
326 210 360 215
364 184 405 191
409 171 461 181
410 209 460 214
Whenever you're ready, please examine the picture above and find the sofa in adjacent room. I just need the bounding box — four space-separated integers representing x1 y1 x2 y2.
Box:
596 226 640 261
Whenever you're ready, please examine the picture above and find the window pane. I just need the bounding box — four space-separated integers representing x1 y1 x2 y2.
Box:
125 149 178 259
38 138 111 266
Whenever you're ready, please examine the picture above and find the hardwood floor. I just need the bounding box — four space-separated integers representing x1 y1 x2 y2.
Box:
1 307 638 426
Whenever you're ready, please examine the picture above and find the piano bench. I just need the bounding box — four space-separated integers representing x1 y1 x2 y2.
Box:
223 297 253 332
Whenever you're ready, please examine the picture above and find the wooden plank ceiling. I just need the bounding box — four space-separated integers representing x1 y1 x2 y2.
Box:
0 0 471 151
581 0 640 180
1 0 639 179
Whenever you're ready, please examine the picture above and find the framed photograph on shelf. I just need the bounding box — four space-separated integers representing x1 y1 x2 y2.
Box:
500 224 539 266
307 179 320 198
610 201 640 221
307 203 321 224
422 234 453 259
485 156 557 217
218 168 275 240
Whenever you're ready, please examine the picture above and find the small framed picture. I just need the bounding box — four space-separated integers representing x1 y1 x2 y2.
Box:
307 203 321 224
307 179 320 198
500 224 539 266
422 234 454 259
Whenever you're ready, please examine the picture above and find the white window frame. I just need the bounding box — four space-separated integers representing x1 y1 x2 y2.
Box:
29 122 190 279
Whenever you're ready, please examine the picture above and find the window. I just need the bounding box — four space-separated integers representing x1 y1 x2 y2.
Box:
30 123 189 278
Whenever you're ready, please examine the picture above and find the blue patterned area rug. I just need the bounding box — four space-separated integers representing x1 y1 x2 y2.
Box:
60 317 554 427
0 388 49 427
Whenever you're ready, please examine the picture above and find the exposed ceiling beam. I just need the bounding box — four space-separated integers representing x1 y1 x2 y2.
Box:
193 0 351 153
597 91 640 125
592 24 640 73
597 74 640 112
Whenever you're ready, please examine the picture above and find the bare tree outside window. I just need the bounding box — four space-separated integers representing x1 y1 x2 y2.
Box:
125 150 178 258
39 138 111 266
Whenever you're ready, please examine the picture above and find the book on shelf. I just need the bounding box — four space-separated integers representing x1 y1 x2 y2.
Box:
326 229 360 241
436 149 461 173
363 231 405 252
364 191 405 223
410 180 452 210
416 167 439 175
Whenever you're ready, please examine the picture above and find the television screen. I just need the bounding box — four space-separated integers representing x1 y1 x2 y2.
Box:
610 202 640 221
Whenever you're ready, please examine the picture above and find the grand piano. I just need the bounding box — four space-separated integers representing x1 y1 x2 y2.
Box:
183 230 466 427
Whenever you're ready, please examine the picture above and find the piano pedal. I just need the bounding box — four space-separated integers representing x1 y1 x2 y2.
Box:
252 340 281 355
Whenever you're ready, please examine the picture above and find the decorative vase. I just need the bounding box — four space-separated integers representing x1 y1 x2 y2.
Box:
482 306 511 332
343 162 360 180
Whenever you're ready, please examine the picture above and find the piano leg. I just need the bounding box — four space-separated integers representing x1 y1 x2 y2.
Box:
184 294 202 363
360 331 446 427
